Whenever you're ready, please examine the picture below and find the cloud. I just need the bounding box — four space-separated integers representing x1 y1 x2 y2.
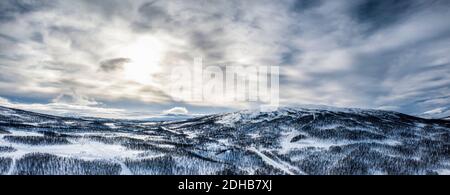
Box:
0 0 449 117
52 90 99 106
0 0 53 21
134 1 172 31
163 107 189 115
0 96 9 105
99 58 130 72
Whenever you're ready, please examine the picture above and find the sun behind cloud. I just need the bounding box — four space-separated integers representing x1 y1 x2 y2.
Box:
118 36 167 85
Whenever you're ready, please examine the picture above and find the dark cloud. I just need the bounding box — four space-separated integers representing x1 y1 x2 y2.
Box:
351 0 449 33
40 61 83 72
79 0 133 19
138 1 169 20
290 0 322 13
132 1 173 31
353 0 415 32
0 0 53 21
99 58 131 72
188 30 229 61
139 86 173 102
30 32 43 43
0 33 18 42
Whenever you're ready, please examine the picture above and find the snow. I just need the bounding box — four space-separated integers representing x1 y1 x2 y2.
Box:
215 112 243 127
0 107 20 116
1 105 450 175
216 138 230 146
0 130 150 175
160 126 184 135
277 130 401 155
248 147 303 175
77 132 149 141
416 123 427 128
0 130 42 137
279 137 338 154
436 169 450 175
0 137 142 161
248 133 261 139
115 160 133 175
183 130 198 139
21 122 40 126
215 106 385 127
0 134 163 175
104 123 119 129
317 124 341 130
139 122 158 126
6 159 16 175
64 121 76 125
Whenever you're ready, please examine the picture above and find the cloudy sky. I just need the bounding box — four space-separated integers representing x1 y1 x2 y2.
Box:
0 0 449 118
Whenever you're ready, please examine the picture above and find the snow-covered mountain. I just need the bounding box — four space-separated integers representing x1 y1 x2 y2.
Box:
0 105 449 175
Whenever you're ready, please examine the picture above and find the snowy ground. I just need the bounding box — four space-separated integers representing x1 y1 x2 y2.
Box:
1 106 449 175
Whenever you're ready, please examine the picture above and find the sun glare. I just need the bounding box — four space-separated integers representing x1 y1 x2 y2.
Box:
119 36 166 84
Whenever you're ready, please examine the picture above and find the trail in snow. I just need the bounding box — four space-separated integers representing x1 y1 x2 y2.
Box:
115 160 132 175
6 158 16 175
248 147 303 175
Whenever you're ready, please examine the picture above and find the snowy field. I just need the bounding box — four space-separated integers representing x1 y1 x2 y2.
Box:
0 106 449 175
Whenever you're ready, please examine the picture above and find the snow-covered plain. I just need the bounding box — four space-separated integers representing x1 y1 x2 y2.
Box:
0 106 449 175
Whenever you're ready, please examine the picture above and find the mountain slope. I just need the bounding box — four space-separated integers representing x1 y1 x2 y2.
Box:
0 106 449 175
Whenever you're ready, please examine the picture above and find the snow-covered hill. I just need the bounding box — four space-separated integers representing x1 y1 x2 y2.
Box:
0 106 449 175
